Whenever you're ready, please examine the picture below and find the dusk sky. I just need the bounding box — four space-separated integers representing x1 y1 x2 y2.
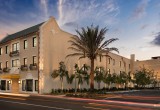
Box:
0 0 160 60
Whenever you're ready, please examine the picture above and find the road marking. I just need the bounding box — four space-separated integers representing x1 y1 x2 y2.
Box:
83 106 109 110
88 103 152 110
0 99 72 110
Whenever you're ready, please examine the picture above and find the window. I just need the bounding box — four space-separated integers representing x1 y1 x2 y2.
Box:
0 48 1 55
22 80 26 91
24 58 27 65
120 71 121 74
12 59 19 67
1 80 6 90
108 58 111 64
35 80 38 91
119 61 121 67
6 46 8 54
129 64 130 69
33 37 37 47
33 56 37 64
24 40 28 49
7 81 10 90
12 42 19 51
6 61 8 68
113 59 115 65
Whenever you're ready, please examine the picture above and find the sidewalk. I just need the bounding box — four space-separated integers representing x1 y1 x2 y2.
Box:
0 92 30 97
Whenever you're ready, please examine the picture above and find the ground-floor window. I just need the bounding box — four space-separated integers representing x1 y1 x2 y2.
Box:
7 81 10 90
22 80 26 91
1 80 6 90
35 80 38 91
26 79 33 91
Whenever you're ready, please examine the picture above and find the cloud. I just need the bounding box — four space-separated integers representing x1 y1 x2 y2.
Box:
57 0 119 33
40 0 49 20
140 24 148 30
151 32 160 46
64 22 78 28
130 0 150 21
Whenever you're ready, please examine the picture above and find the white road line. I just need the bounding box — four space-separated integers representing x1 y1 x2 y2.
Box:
0 99 72 110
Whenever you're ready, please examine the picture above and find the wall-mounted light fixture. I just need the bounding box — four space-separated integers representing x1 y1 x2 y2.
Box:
8 80 11 84
18 80 21 84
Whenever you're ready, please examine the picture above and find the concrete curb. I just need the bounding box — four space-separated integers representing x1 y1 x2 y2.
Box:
0 92 30 97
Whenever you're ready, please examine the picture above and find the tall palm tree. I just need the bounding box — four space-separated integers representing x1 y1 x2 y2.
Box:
51 61 69 90
67 25 119 90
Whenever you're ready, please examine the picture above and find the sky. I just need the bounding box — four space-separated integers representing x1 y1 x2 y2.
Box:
0 0 160 60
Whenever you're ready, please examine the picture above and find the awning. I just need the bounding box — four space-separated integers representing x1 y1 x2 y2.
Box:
0 74 20 79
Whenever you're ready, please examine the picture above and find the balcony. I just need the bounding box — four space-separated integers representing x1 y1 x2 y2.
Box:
21 65 28 71
30 63 37 70
9 50 19 57
3 67 10 73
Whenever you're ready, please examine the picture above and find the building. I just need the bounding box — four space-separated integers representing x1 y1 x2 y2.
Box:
135 56 160 85
0 17 140 94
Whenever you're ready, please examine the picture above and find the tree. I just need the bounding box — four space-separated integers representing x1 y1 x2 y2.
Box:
67 25 119 90
134 68 154 88
74 64 90 89
51 61 69 90
94 66 104 89
103 73 113 89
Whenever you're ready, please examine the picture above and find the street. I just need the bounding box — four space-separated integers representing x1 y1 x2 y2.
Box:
0 90 159 110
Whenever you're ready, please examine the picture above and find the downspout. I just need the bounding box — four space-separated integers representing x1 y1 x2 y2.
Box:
37 31 40 94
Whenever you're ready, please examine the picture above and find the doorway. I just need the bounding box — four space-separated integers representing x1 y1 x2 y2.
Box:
1 80 6 90
26 79 33 91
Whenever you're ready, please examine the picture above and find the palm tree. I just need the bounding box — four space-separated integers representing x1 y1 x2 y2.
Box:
67 25 119 90
51 61 69 90
74 64 90 89
94 66 104 89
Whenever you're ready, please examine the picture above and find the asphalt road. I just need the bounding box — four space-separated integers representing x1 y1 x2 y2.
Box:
0 90 159 110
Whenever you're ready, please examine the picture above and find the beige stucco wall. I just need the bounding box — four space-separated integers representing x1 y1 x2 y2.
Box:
135 58 160 80
39 17 133 93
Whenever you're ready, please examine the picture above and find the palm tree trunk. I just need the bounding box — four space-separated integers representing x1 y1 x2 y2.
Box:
78 84 81 89
90 59 94 90
61 79 64 90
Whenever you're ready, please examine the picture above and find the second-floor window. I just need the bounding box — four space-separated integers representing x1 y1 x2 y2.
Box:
108 58 111 64
24 40 28 49
0 48 2 55
12 42 19 51
12 59 19 67
119 61 121 67
6 46 9 54
24 58 27 65
33 56 37 64
6 61 8 68
33 37 37 47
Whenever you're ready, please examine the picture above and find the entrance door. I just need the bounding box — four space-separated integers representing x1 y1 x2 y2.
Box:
26 79 33 91
1 80 6 90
